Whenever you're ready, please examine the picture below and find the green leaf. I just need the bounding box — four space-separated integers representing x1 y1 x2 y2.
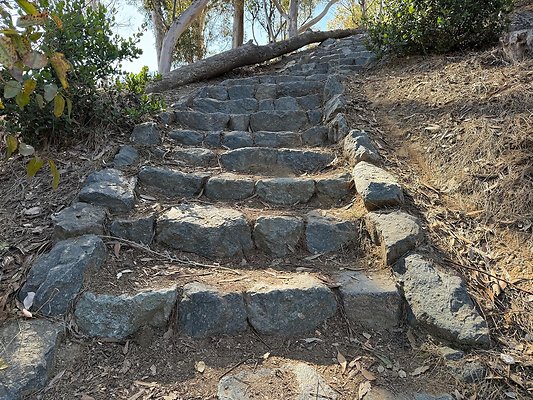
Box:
15 0 38 15
43 84 57 102
23 78 37 95
27 156 44 178
6 135 18 158
18 142 34 156
35 93 44 109
15 91 30 108
48 160 60 190
4 80 21 99
28 32 42 41
53 93 64 117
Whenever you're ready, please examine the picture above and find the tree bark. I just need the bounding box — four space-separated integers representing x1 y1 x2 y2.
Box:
232 0 244 48
288 0 298 37
147 28 361 93
298 0 339 33
158 0 210 74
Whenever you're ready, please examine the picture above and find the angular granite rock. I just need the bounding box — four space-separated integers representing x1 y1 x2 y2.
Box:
365 211 424 265
327 113 349 143
130 122 161 146
52 202 106 240
249 110 309 132
336 271 401 331
113 145 139 168
171 147 217 167
253 216 304 257
156 204 254 258
353 162 404 210
254 131 302 148
75 287 177 339
244 275 337 335
138 166 209 198
204 173 255 201
394 254 490 347
79 169 137 213
174 111 229 131
315 173 353 202
343 130 381 165
178 283 248 338
255 178 315 205
0 319 63 400
109 215 155 245
305 212 357 253
19 235 106 316
168 129 204 146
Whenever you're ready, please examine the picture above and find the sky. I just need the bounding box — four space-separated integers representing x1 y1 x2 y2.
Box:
115 2 339 74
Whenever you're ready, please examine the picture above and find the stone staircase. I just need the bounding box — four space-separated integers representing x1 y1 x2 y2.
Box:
1 34 490 400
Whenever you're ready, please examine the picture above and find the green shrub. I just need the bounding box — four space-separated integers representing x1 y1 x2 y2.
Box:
365 0 514 55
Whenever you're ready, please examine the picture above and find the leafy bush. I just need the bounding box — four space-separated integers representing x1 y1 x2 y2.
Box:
365 0 514 55
1 0 147 146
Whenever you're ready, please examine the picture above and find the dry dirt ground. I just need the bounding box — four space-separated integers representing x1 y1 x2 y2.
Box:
0 45 532 399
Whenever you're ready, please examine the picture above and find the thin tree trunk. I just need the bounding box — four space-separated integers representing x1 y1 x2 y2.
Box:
298 0 339 33
152 9 165 62
232 0 244 48
288 0 298 37
147 28 360 92
158 0 210 74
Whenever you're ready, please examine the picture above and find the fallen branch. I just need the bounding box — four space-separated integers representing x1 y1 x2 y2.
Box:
146 28 362 93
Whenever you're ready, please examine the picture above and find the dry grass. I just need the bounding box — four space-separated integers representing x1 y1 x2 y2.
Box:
345 47 533 398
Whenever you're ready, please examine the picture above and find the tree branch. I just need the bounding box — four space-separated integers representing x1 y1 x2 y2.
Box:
271 0 289 20
298 0 339 33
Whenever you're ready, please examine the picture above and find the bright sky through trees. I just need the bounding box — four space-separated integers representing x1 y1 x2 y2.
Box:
116 2 340 73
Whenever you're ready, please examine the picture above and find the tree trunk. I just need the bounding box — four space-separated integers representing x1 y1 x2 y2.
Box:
147 28 360 93
158 0 210 74
152 9 165 62
298 0 339 33
232 0 244 48
288 0 298 37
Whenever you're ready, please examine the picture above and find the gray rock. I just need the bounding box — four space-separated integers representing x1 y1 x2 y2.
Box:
19 235 106 316
172 147 217 167
219 147 278 174
323 94 346 122
158 111 175 124
204 131 222 147
205 173 255 201
277 149 335 173
290 362 338 400
343 130 381 165
175 111 229 131
193 98 257 114
315 173 353 202
196 85 228 100
255 84 277 100
75 287 177 339
250 110 309 132
324 74 344 100
113 145 139 168
222 131 254 149
365 211 424 265
79 169 137 213
258 99 275 111
110 215 155 245
244 275 337 335
0 319 62 400
138 166 209 198
327 113 349 143
296 94 322 110
302 126 328 146
168 129 204 146
336 271 401 331
307 109 323 125
394 253 490 347
253 216 304 256
254 131 302 148
130 122 161 146
353 162 404 210
156 204 254 258
256 178 315 205
222 77 257 86
179 283 248 338
305 212 357 253
228 114 250 131
277 81 323 97
227 84 255 100
274 96 299 111
52 202 106 240
454 361 487 383
436 346 465 361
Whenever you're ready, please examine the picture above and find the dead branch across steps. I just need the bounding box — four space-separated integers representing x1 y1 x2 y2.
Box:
146 28 362 93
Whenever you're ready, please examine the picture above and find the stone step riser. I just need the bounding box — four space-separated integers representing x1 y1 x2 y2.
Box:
72 273 401 340
186 95 322 114
167 127 329 149
137 167 352 205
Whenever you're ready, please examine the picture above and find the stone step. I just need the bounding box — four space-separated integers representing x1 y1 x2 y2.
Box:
155 204 359 258
219 147 336 174
173 109 322 132
137 167 353 205
71 268 400 340
167 127 329 148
